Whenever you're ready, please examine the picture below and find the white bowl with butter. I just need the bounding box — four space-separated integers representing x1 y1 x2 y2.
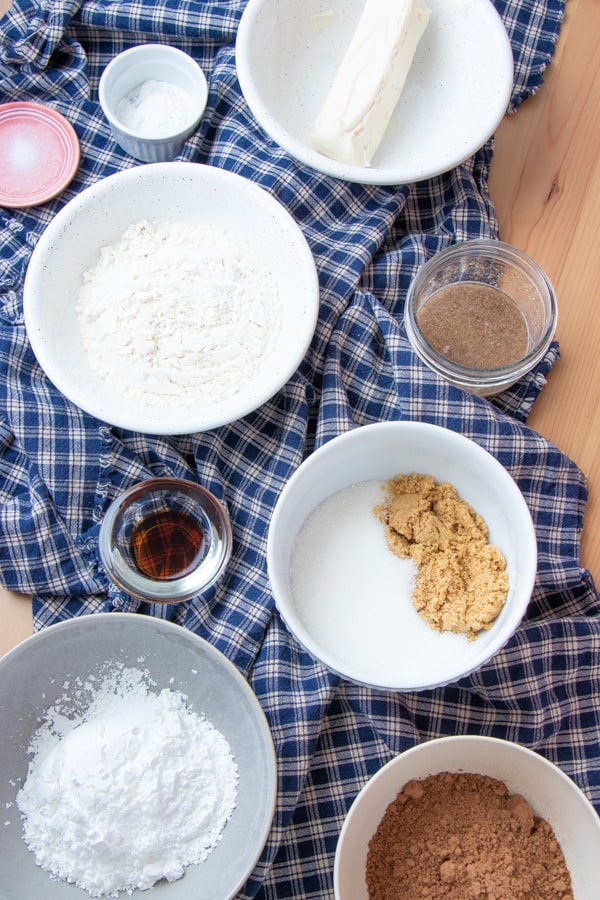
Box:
236 0 514 185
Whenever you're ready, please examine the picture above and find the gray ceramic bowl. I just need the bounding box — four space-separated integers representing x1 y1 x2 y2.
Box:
0 613 277 900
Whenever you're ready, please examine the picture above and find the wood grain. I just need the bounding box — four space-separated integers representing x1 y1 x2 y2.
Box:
0 590 33 655
0 0 597 654
489 0 600 583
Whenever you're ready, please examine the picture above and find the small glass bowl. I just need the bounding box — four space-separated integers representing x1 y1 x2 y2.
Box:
404 240 557 396
99 477 232 602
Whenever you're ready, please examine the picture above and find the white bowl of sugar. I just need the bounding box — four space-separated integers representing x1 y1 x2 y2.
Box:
99 43 209 162
267 421 537 692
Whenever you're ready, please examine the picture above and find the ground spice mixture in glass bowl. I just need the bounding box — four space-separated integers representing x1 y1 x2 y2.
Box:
404 239 557 396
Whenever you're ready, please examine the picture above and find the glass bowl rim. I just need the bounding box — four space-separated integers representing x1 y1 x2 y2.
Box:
404 239 558 387
98 476 233 602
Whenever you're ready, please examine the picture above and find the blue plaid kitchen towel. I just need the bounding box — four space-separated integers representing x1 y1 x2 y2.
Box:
2 0 599 897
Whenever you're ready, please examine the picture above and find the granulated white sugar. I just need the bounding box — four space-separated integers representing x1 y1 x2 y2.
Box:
16 666 238 898
289 480 473 685
76 219 281 409
290 481 418 679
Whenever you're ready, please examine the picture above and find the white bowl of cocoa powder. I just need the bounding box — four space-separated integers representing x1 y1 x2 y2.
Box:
335 736 600 900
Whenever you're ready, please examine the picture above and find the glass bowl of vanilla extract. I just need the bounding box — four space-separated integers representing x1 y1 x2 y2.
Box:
404 239 557 397
99 477 232 602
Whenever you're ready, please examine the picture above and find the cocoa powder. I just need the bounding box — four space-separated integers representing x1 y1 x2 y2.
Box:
366 771 573 899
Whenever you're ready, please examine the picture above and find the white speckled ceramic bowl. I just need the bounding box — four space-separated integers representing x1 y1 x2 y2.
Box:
0 613 277 900
267 421 537 692
236 0 513 184
335 736 600 900
23 162 319 435
99 43 208 162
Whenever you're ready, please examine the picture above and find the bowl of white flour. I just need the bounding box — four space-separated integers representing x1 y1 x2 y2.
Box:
0 612 277 899
23 162 319 434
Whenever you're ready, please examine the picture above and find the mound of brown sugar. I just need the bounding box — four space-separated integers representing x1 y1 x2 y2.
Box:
366 771 573 900
375 474 508 640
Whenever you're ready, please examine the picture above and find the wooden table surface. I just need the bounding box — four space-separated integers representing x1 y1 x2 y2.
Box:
1 0 599 656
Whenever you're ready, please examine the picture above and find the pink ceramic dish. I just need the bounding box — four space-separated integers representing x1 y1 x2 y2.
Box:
0 101 80 208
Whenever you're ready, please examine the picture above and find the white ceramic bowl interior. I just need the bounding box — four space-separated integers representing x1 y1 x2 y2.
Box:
23 162 319 435
236 0 513 185
99 43 209 162
334 736 600 900
0 613 277 900
267 421 537 691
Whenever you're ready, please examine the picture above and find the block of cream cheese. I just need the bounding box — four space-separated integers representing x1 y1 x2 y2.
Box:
313 0 431 167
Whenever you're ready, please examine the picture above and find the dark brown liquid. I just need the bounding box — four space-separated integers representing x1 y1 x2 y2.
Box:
417 282 529 369
130 509 204 581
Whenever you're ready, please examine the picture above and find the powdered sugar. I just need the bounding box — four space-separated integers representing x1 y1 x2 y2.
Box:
16 665 238 898
76 220 281 408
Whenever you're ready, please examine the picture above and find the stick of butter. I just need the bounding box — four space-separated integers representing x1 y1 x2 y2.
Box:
313 0 431 167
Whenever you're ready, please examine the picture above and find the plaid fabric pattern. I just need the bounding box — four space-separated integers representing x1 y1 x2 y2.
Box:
2 1 598 897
